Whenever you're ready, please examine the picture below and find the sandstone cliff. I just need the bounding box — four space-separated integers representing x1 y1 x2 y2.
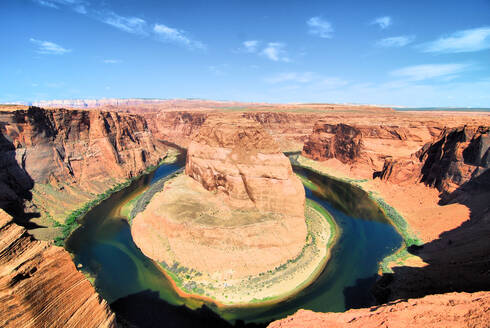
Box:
0 209 116 328
0 106 167 237
185 116 305 217
301 121 490 308
268 291 490 328
302 123 363 163
418 126 489 193
301 121 431 173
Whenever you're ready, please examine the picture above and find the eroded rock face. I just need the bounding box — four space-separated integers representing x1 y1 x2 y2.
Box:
372 126 490 192
302 123 363 163
418 126 489 193
0 106 167 228
185 117 305 218
1 106 164 186
268 291 490 328
0 210 116 328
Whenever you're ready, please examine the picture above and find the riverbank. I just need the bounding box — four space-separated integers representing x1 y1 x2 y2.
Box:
290 155 470 273
160 197 337 306
53 149 181 246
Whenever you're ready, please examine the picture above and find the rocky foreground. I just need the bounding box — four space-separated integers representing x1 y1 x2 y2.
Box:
268 291 490 328
0 209 116 328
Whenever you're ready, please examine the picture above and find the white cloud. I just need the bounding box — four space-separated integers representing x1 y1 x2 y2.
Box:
390 63 471 81
102 12 147 35
376 35 415 47
103 59 122 64
307 17 333 38
371 16 392 29
419 27 490 53
33 0 87 14
153 24 205 49
243 40 259 53
261 42 290 62
29 38 71 55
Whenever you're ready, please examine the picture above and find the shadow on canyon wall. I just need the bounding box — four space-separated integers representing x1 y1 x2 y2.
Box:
159 139 187 162
111 290 267 328
0 130 41 229
373 169 490 303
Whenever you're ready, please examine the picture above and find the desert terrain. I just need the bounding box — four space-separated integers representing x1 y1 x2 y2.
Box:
0 99 489 327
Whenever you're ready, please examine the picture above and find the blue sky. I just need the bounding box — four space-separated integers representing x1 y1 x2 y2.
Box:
1 0 489 107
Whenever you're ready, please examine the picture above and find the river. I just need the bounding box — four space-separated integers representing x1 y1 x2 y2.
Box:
66 162 402 327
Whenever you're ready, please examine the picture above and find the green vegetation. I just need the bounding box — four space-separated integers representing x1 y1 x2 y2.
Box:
379 248 412 273
306 198 338 249
372 196 422 248
54 179 135 246
290 155 423 274
53 154 178 247
295 173 320 192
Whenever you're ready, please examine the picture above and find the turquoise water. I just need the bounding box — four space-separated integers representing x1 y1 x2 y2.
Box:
66 163 402 326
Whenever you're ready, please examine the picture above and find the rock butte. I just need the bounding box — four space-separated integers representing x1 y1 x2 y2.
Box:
0 101 489 327
130 117 332 304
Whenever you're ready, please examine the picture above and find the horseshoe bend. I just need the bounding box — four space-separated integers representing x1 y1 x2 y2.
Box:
130 117 336 304
2 2 490 326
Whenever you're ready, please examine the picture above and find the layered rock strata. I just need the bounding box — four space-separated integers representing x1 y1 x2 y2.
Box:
0 106 167 237
185 117 305 217
0 209 116 328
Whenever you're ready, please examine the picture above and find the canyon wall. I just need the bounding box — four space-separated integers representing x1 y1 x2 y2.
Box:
301 120 490 310
0 209 116 328
302 121 489 192
0 106 167 237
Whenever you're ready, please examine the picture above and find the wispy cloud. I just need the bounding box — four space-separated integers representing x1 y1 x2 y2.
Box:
307 17 333 38
261 42 290 62
371 16 392 29
29 38 71 55
419 27 490 53
243 40 259 53
34 1 205 51
103 59 123 64
102 12 147 35
33 0 87 14
376 35 415 47
153 24 205 49
390 63 471 81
